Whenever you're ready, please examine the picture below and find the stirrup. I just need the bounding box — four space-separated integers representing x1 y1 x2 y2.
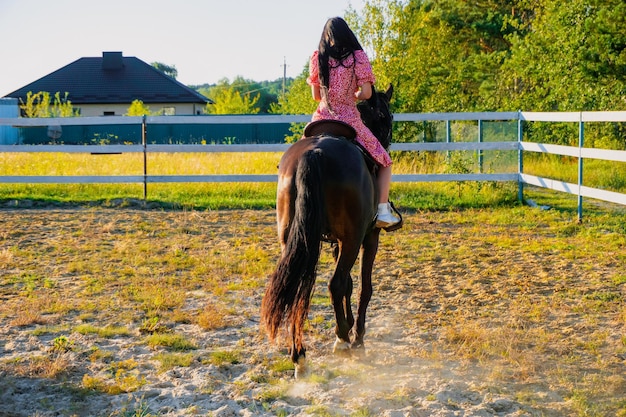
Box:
377 201 403 232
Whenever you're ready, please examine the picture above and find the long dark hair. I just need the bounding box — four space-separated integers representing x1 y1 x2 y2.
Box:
318 17 363 90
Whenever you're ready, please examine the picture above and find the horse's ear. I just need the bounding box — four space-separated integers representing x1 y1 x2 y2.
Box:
385 84 393 101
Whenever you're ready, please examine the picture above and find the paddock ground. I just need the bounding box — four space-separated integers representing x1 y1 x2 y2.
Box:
0 207 625 416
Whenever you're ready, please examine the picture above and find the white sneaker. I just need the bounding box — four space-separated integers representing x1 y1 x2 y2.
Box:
375 203 401 228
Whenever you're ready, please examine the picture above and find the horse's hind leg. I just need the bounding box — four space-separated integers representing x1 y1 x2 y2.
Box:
329 242 360 354
332 243 355 333
352 228 380 349
291 323 307 379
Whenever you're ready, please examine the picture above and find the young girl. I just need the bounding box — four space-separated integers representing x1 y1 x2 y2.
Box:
306 17 400 229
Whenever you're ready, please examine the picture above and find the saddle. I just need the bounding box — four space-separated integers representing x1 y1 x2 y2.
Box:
303 119 356 140
303 120 378 174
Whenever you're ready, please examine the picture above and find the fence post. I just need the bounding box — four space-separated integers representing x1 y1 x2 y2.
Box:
577 113 584 222
445 119 451 160
142 115 148 200
517 110 524 203
478 120 483 173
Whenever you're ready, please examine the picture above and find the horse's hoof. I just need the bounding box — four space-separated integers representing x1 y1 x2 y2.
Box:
294 357 307 379
351 341 366 359
351 340 365 350
333 337 351 356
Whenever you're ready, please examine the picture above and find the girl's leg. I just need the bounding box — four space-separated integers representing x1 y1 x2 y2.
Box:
377 165 392 203
375 165 400 228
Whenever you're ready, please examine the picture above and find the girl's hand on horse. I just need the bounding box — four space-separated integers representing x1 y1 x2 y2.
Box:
355 82 372 101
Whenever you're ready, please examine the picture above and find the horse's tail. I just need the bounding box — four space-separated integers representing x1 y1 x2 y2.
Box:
261 149 323 345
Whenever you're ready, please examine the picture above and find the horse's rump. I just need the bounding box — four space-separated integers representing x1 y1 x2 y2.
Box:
287 136 377 240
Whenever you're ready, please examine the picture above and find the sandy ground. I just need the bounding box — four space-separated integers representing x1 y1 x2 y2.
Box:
0 207 624 416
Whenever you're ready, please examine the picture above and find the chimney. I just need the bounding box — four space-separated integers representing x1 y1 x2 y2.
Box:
102 51 124 71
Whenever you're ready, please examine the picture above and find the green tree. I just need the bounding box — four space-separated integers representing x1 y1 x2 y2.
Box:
20 91 77 117
493 0 626 146
204 78 261 114
350 0 528 113
348 0 624 114
151 62 178 79
270 65 317 115
198 76 286 114
125 99 152 116
270 65 318 142
497 0 626 112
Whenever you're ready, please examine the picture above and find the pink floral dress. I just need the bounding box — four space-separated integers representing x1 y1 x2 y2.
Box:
307 50 392 167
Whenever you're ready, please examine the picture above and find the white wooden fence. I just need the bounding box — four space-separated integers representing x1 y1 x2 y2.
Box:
1 111 625 219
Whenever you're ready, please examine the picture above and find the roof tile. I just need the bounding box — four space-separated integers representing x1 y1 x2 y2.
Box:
3 53 211 105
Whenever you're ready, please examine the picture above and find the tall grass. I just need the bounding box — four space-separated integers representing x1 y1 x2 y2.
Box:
0 152 280 209
1 150 624 211
523 153 626 191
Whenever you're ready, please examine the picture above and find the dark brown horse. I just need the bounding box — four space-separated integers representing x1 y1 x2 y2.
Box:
261 85 394 378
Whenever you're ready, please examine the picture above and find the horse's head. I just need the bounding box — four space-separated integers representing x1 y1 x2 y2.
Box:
358 84 393 150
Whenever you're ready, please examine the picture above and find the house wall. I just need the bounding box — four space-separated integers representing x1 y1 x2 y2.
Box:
77 103 205 117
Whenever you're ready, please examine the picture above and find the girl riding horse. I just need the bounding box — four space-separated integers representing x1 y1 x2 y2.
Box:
307 16 401 228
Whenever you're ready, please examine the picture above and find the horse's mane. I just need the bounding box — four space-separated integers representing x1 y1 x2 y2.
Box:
357 85 393 150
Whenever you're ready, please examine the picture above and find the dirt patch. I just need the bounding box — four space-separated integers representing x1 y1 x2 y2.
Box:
0 208 625 416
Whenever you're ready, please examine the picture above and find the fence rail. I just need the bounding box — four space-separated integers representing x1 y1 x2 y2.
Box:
1 111 626 219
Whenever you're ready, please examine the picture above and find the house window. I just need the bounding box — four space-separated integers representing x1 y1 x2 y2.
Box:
161 107 175 116
103 111 115 116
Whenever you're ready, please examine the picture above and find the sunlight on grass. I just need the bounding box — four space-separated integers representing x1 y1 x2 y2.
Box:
147 152 281 175
82 369 146 394
144 333 197 351
74 324 130 338
153 352 194 373
0 152 281 176
206 349 241 367
2 149 624 213
3 355 70 379
1 145 625 213
196 302 229 330
523 154 626 193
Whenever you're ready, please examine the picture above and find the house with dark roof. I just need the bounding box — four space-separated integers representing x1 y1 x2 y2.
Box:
3 52 212 116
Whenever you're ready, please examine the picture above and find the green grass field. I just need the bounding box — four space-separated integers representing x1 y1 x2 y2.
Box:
0 151 625 214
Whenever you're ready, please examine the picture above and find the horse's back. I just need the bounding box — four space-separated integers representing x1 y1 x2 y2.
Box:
277 136 376 243
279 136 370 181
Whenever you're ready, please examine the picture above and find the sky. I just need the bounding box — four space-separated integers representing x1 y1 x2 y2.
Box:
0 0 364 96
